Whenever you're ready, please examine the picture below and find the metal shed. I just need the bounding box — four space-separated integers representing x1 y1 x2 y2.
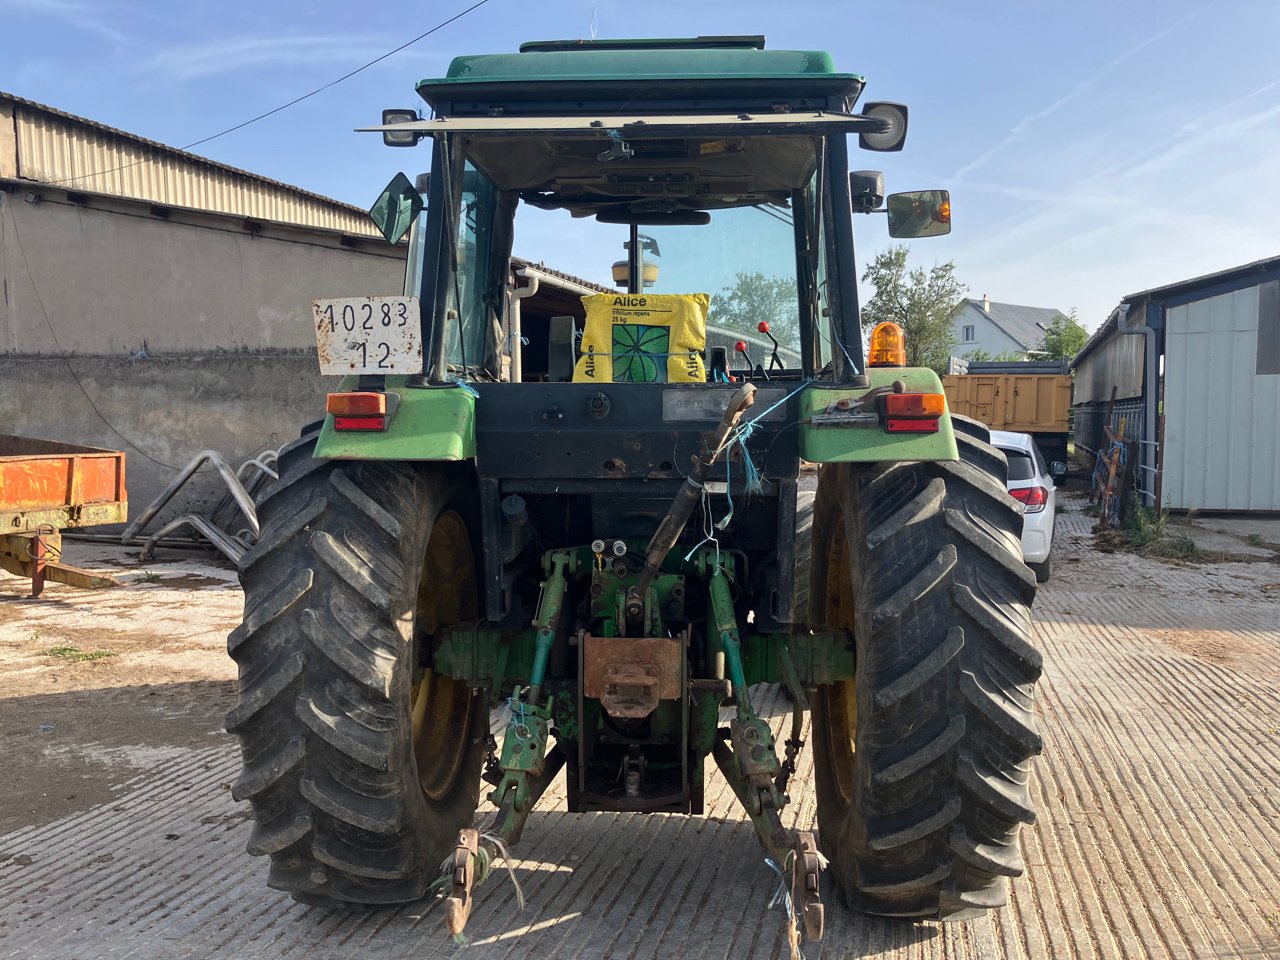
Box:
1071 255 1280 511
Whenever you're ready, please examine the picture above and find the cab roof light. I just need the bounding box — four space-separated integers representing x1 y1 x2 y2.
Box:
858 102 909 152
868 321 907 367
327 392 386 417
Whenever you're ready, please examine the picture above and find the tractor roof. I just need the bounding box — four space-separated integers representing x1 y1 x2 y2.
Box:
416 36 863 116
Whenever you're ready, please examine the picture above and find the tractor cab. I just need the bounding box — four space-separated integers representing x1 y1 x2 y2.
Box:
356 35 946 391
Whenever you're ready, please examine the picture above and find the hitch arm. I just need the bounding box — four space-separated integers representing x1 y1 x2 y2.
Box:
631 382 755 607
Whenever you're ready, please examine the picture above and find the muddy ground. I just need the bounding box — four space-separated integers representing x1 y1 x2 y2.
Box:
0 550 240 834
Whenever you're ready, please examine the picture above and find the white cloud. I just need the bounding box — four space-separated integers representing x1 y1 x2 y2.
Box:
146 35 392 81
0 0 127 42
950 10 1203 183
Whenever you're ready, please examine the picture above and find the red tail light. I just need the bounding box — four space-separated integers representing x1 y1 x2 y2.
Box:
333 415 386 431
328 391 388 431
1009 486 1048 513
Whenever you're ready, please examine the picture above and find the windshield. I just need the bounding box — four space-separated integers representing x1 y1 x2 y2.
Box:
425 134 822 381
520 203 802 362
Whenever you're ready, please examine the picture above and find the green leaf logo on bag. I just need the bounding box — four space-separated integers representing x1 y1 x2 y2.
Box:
612 324 670 382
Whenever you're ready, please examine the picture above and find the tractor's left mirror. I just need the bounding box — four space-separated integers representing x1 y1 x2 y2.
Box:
368 172 423 245
886 189 951 239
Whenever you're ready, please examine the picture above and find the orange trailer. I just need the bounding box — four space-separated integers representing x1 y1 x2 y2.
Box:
0 436 128 596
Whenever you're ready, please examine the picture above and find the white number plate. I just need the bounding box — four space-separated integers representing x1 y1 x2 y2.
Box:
312 296 422 376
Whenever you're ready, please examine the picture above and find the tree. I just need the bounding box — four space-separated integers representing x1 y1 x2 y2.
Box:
1039 308 1088 361
860 245 966 374
707 272 800 350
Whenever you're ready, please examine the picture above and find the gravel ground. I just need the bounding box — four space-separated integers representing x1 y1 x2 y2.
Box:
0 495 1277 959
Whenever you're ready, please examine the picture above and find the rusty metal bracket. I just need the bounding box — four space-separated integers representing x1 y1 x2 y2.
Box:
582 632 684 719
793 832 825 942
729 717 783 813
1 530 117 597
444 828 479 937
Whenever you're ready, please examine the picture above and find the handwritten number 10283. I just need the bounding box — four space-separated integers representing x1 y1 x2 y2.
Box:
321 301 409 332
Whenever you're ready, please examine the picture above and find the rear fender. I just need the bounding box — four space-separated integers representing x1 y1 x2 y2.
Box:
800 368 958 463
313 376 475 461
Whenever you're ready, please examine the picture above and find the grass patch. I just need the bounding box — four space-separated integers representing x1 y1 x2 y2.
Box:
137 570 163 584
1126 506 1169 551
45 645 117 662
1247 533 1265 546
1096 506 1200 561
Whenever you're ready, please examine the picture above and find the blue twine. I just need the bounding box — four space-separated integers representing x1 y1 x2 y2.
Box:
713 377 812 500
721 377 813 453
764 858 795 920
447 375 480 399
503 692 532 728
737 435 764 495
834 337 862 376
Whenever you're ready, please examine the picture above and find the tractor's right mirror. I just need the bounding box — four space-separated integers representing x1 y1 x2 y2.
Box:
368 172 423 245
886 189 951 238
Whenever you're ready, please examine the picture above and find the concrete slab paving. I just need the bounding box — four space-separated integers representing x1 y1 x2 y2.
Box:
1174 515 1280 557
0 500 1278 959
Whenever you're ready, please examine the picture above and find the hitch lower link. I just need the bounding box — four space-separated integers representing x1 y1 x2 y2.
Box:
443 554 571 938
708 562 825 944
443 699 563 938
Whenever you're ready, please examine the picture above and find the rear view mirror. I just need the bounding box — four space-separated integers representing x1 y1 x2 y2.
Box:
1051 461 1068 486
368 172 423 245
886 190 951 238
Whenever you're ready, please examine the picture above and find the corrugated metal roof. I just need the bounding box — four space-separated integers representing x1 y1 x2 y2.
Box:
1121 253 1280 303
1 92 379 236
512 256 613 294
1073 253 1280 369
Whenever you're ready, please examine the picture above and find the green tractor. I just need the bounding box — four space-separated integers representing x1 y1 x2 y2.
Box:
227 35 1042 944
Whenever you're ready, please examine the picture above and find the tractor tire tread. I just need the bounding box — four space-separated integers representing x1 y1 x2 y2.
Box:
228 451 483 906
811 415 1043 921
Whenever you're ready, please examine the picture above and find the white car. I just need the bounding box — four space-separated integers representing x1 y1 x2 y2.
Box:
991 430 1066 583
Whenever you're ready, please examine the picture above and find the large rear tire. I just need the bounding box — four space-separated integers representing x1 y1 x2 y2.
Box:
226 440 486 905
809 415 1042 920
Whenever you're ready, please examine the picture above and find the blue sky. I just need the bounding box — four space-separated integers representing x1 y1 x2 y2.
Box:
3 0 1279 330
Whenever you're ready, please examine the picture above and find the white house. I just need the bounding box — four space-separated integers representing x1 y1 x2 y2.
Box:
953 295 1065 359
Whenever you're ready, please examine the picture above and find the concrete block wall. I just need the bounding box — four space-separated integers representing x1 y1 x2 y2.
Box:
0 187 405 523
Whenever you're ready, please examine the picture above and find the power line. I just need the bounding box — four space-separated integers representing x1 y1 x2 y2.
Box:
47 0 492 186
